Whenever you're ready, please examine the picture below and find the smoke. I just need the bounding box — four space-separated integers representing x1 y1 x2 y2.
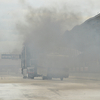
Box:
63 13 100 72
16 4 83 55
16 0 100 74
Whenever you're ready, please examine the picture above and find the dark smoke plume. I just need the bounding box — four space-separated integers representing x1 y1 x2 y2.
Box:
16 2 84 70
17 1 100 73
16 5 82 55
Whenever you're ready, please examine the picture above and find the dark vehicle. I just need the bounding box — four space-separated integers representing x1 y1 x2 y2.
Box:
21 46 69 80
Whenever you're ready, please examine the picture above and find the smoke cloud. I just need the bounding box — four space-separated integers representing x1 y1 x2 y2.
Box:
16 4 83 55
16 0 100 73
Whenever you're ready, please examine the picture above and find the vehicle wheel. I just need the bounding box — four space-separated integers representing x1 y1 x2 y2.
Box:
31 77 34 79
60 77 63 81
23 76 27 79
42 76 46 80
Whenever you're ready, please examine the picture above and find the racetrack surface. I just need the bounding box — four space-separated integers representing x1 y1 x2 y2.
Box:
0 76 100 100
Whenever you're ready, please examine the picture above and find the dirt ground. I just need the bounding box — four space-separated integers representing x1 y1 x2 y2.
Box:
0 76 100 100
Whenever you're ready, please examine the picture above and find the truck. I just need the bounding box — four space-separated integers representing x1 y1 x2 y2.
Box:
21 46 69 80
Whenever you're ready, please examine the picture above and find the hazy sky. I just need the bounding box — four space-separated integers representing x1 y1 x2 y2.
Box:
0 0 100 53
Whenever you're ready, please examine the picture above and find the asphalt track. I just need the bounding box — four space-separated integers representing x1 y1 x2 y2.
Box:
0 76 100 100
